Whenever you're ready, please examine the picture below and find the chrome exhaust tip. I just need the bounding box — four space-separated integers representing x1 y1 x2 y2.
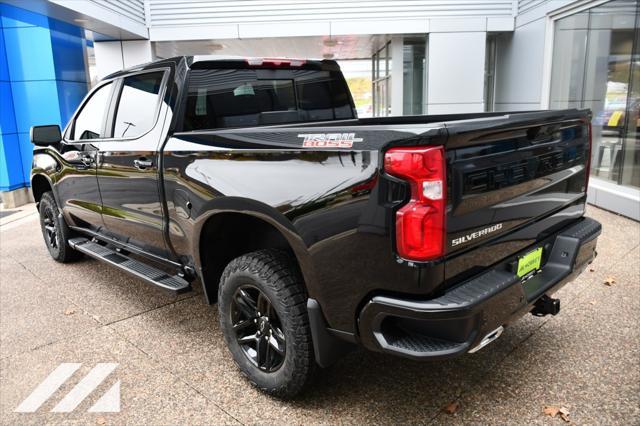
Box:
469 326 504 353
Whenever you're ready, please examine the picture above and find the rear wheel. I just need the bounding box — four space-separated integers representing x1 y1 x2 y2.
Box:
38 192 82 262
218 249 315 398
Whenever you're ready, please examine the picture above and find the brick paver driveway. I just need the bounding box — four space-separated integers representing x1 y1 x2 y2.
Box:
0 205 638 425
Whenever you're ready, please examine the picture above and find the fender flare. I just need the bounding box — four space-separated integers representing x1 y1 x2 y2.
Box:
30 150 61 207
191 196 319 297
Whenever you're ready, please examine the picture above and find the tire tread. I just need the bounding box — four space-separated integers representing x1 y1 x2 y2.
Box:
39 192 82 263
218 249 315 398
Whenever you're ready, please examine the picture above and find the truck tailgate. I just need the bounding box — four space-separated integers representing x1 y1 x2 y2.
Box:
443 109 591 282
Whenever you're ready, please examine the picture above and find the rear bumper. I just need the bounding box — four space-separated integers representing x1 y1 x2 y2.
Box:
357 217 601 360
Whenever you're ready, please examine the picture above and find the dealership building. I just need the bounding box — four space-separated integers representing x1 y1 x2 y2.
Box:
0 0 638 219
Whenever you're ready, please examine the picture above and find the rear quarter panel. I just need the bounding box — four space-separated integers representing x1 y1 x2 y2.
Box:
162 126 445 332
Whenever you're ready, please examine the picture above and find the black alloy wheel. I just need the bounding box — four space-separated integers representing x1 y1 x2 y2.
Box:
232 285 286 372
42 205 59 250
218 249 315 398
38 191 82 262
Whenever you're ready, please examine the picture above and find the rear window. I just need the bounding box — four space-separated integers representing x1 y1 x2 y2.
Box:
182 69 354 130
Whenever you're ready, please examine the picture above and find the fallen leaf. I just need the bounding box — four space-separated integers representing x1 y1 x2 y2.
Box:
544 406 560 417
63 307 76 316
96 417 106 425
544 405 570 422
604 276 616 286
443 401 459 415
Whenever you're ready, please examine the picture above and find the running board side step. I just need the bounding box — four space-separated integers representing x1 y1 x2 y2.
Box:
69 237 192 295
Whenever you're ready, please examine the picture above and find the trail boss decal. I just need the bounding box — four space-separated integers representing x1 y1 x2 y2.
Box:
298 133 363 148
451 223 503 247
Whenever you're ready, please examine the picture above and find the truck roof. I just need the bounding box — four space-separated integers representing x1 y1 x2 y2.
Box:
103 55 340 80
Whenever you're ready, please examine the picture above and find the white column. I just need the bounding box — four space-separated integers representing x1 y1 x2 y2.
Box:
94 40 153 80
122 41 153 68
427 32 486 114
390 36 404 116
94 41 124 80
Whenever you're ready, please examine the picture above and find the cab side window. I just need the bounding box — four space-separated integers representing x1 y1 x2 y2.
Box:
112 71 165 139
71 82 113 140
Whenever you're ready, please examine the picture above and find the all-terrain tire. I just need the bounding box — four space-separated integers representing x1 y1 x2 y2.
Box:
218 249 315 398
38 191 83 262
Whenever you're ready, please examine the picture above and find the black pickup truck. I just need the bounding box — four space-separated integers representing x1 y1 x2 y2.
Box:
30 56 601 397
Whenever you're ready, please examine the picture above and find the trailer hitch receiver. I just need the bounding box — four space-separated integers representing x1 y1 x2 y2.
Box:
531 295 560 317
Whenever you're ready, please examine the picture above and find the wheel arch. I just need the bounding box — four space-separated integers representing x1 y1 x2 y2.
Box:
31 149 62 208
31 173 54 206
193 201 316 305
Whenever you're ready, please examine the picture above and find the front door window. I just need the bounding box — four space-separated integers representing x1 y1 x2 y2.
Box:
70 82 113 140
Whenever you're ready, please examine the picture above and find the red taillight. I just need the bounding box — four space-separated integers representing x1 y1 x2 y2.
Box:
384 146 446 262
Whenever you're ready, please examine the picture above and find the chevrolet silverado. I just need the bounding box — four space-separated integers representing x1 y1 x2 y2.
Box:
30 56 601 397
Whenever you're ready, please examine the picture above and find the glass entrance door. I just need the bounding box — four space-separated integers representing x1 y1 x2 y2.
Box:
621 14 640 188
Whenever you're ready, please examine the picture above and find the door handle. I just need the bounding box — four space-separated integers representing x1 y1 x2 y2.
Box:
134 158 153 169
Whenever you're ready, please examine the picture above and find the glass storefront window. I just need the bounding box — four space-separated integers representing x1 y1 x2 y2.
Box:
339 60 373 118
403 38 426 115
550 0 639 189
372 42 392 117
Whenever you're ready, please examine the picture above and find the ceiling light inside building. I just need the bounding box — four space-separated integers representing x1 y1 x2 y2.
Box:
323 39 343 47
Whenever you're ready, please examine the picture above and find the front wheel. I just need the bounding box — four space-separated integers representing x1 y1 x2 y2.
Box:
218 249 315 398
38 192 82 263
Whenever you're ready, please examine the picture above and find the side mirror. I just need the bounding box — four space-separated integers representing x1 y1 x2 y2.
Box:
31 125 62 146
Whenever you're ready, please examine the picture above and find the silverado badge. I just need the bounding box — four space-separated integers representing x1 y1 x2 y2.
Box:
451 223 503 247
